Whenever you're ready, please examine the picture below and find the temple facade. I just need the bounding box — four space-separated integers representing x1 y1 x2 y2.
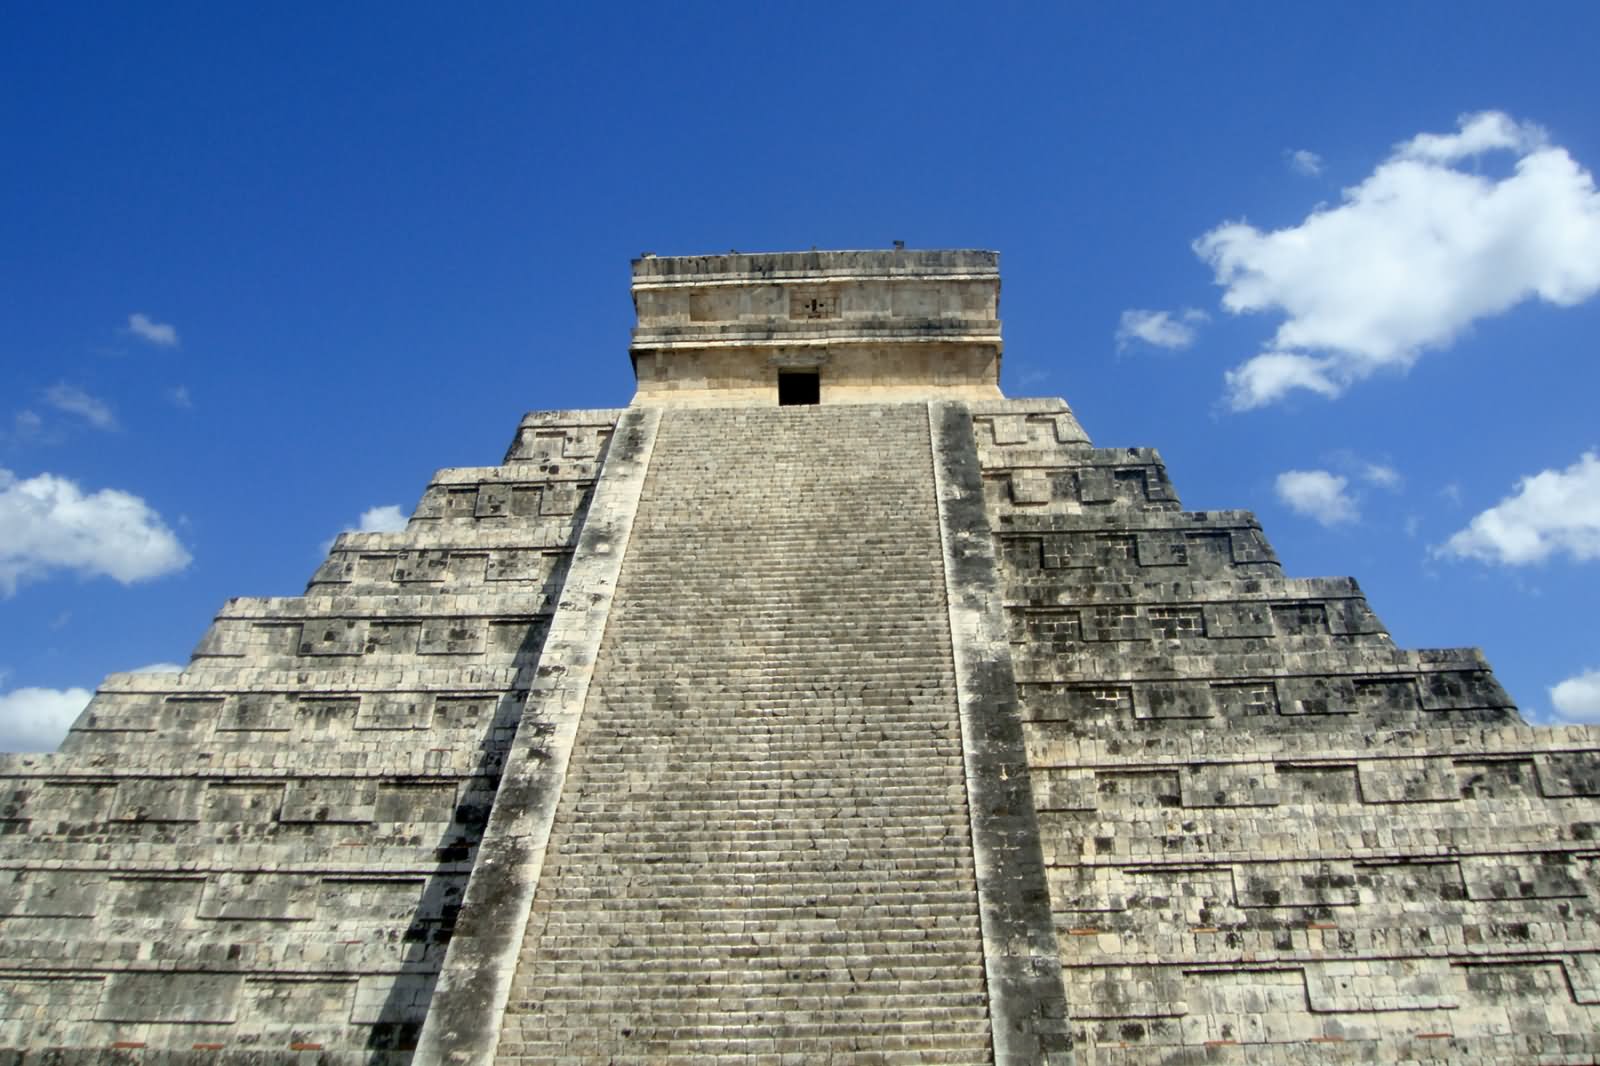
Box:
3 249 1599 1064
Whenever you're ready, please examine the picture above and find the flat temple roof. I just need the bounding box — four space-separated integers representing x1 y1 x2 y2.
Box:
630 249 999 287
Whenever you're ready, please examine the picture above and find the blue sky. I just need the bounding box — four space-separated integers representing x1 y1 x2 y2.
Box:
4 5 1599 748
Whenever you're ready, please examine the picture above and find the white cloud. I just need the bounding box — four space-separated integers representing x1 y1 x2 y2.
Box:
325 504 410 553
1116 308 1208 352
1197 111 1600 409
127 312 179 348
44 384 116 430
0 467 191 595
1286 149 1323 176
1398 111 1544 163
13 410 42 437
1222 351 1342 407
1551 668 1600 724
356 505 408 533
1275 469 1358 526
131 662 185 674
1361 463 1402 490
1438 450 1600 565
0 685 91 752
168 385 193 409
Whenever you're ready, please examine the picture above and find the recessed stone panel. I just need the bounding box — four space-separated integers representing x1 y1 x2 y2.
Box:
96 972 244 1023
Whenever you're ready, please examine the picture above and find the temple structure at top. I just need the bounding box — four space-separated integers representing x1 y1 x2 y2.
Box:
629 248 1004 405
2 249 1598 1066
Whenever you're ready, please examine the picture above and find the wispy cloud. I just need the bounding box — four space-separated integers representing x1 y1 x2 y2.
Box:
1437 450 1600 565
11 410 43 440
168 385 193 409
1285 148 1323 176
131 662 185 674
1275 469 1358 526
1360 463 1402 490
44 384 117 430
127 312 179 348
1115 308 1208 352
0 467 191 595
1196 111 1600 409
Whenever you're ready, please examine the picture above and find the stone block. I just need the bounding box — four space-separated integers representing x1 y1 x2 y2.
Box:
203 783 285 822
1211 681 1280 718
1564 955 1600 1005
1 870 103 917
1137 682 1214 720
392 550 449 583
1181 764 1279 808
280 779 378 824
373 782 457 824
352 974 435 1025
111 778 205 822
1203 602 1274 638
217 692 292 731
1537 751 1600 797
1010 471 1052 505
1235 861 1359 908
109 876 206 918
417 619 485 656
356 693 433 731
298 618 366 656
317 877 426 922
1278 676 1359 716
96 972 244 1023
1033 768 1098 811
243 977 356 1023
1357 759 1462 803
1304 959 1460 1012
198 872 319 921
1461 854 1585 900
1420 669 1513 711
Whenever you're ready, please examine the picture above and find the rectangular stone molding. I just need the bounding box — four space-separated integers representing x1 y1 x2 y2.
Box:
96 973 245 1024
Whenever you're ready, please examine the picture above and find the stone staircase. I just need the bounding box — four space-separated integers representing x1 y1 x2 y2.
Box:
496 404 993 1063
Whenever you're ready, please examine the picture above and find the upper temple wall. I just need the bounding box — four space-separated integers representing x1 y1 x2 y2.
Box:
628 249 1003 406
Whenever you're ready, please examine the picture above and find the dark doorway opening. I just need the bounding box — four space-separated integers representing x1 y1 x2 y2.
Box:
778 371 820 406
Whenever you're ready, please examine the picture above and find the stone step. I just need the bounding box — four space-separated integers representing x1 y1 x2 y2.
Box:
496 404 990 1057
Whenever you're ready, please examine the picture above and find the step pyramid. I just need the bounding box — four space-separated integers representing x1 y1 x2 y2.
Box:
2 250 1596 1065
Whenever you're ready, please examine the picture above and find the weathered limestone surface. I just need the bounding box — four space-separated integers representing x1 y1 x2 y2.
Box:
0 409 621 1062
5 249 1598 1065
974 398 1600 1063
930 401 1072 1064
630 249 1004 406
493 405 992 1063
414 407 659 1064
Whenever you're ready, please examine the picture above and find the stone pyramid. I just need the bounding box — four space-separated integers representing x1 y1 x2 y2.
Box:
3 250 1598 1065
